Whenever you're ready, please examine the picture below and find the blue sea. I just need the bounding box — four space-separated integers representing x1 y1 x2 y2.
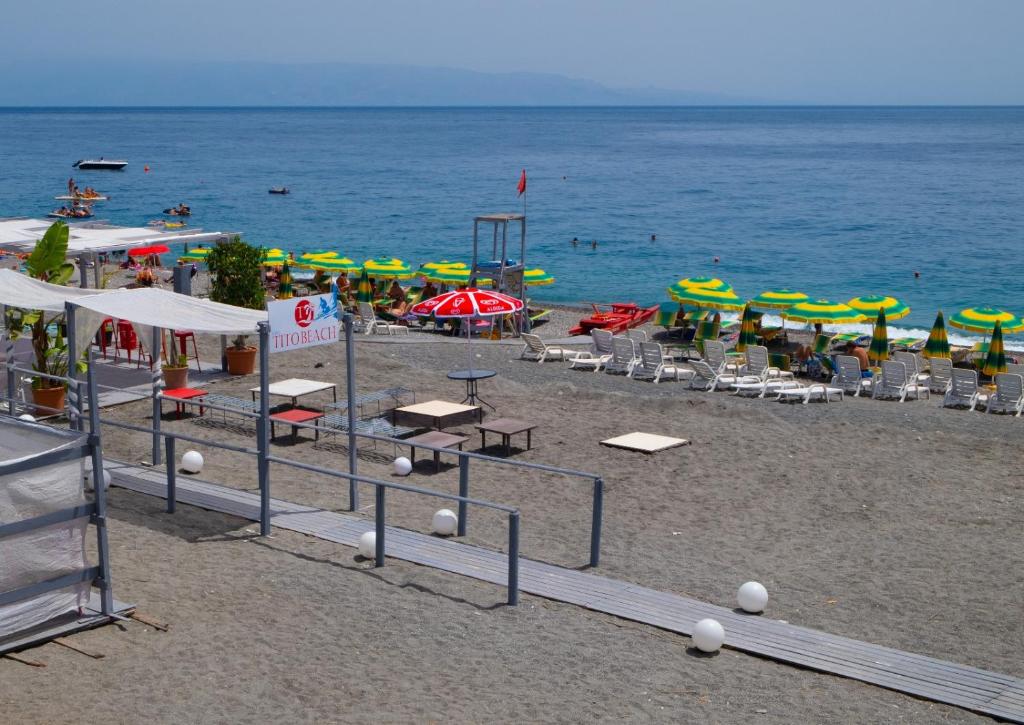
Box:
1 106 1022 344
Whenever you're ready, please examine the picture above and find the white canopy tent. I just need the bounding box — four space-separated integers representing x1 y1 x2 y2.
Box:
0 268 112 313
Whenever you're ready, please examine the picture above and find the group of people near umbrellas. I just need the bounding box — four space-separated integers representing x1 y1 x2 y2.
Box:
667 276 1021 379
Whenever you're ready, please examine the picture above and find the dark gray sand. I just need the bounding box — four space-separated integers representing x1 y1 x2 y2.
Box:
3 311 1020 723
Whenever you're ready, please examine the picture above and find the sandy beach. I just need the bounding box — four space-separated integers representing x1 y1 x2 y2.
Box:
3 306 1021 723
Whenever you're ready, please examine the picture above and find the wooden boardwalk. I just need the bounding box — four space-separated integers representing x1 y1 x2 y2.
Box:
107 461 1024 723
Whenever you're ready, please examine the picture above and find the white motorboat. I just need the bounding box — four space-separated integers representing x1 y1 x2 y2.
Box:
73 158 127 170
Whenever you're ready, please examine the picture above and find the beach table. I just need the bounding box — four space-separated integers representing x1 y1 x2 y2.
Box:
250 378 337 409
403 430 469 472
393 400 481 430
447 369 496 409
270 408 324 444
475 418 536 457
161 387 207 420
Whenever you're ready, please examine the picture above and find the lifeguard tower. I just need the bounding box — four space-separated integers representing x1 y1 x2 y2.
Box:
470 213 528 333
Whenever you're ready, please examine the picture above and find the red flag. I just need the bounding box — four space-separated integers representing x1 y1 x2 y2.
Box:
517 169 527 196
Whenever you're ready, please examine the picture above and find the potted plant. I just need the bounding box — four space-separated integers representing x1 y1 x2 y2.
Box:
161 352 189 389
207 237 265 375
6 222 79 413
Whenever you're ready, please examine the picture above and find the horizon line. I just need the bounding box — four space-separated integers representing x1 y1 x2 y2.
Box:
2 104 1023 110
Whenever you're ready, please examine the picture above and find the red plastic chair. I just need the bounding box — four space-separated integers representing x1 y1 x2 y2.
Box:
114 320 156 368
94 318 115 359
173 330 201 371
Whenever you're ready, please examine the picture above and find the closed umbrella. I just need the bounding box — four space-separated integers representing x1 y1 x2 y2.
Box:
277 261 293 300
735 303 757 353
847 295 910 321
948 307 1024 334
923 311 951 359
784 299 866 326
868 308 888 365
355 269 374 303
668 285 745 312
980 321 1007 378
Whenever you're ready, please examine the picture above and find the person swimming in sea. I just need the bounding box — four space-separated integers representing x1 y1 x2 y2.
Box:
571 237 579 248
591 239 598 249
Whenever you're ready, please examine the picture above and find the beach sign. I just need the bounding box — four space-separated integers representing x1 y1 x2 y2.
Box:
267 293 338 353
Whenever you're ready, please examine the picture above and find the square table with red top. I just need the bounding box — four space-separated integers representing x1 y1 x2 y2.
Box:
270 408 324 444
161 388 207 420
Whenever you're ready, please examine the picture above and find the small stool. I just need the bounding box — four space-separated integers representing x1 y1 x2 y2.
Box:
174 330 201 371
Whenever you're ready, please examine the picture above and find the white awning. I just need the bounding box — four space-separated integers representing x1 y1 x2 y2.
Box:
0 268 112 312
0 218 228 254
70 287 267 335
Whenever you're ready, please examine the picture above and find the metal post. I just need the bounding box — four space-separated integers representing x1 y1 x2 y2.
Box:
64 302 81 431
343 313 359 511
374 484 385 568
92 251 101 289
507 511 520 606
457 456 469 537
220 335 227 372
6 362 14 416
78 254 88 289
256 322 271 535
85 351 113 615
590 477 603 568
151 326 162 465
165 437 176 513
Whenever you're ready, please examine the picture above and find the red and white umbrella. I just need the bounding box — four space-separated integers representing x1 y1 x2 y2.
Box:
128 244 171 257
411 287 523 318
411 288 524 374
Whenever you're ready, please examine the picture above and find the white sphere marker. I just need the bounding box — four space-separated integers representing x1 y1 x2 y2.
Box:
432 508 458 536
84 468 111 491
17 414 36 422
358 531 377 558
737 581 769 613
181 450 204 474
393 456 412 476
692 618 725 653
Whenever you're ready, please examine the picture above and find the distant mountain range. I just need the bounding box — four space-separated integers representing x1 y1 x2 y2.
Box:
0 60 765 106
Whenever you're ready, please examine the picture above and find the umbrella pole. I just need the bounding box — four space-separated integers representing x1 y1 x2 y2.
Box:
467 315 474 375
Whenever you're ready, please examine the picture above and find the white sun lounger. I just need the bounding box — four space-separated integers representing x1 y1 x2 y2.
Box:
985 373 1024 416
926 357 953 394
893 351 929 384
943 368 982 411
872 360 930 402
731 378 804 398
777 383 844 404
702 339 741 375
689 359 759 391
742 345 794 381
357 302 408 336
605 336 641 376
569 329 614 372
630 342 696 384
520 333 585 363
831 355 873 397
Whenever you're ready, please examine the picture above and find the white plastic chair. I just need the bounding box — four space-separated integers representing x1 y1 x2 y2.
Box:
630 342 695 384
893 351 928 384
742 345 794 381
689 359 758 391
873 360 929 402
926 357 953 394
520 333 584 363
831 355 873 397
986 373 1024 416
605 336 641 375
943 368 981 411
356 302 407 336
569 329 614 372
702 339 740 375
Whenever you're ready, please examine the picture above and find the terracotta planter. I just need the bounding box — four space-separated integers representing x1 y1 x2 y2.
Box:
31 385 66 416
162 365 189 390
225 346 257 375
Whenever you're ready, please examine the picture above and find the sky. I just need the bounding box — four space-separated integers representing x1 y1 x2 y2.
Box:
6 0 1024 104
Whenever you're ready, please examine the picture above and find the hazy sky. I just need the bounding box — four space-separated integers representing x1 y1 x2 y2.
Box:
7 0 1024 104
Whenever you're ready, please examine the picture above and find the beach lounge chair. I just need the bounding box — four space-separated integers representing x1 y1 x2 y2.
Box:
730 377 804 399
873 360 930 402
985 373 1024 416
943 368 982 411
893 351 929 384
569 329 614 372
605 336 641 375
630 342 695 384
926 357 953 394
777 382 844 404
355 302 407 336
520 333 585 363
701 339 740 375
689 359 759 391
741 345 795 381
831 355 873 397
693 316 721 357
625 328 648 344
1005 362 1024 377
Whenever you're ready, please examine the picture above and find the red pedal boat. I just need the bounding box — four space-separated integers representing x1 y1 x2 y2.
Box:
569 302 660 336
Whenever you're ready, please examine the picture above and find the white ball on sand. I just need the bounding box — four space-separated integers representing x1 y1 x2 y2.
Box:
432 508 458 536
17 414 36 422
737 581 769 613
393 456 412 476
692 618 725 653
84 467 111 491
181 450 204 474
358 531 376 558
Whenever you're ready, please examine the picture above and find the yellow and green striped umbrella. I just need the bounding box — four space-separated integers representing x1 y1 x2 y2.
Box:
299 256 361 273
261 248 288 266
847 295 910 321
523 268 555 286
735 303 758 353
948 306 1024 334
980 321 1007 377
675 276 731 291
423 266 487 285
364 256 415 279
923 311 951 359
299 250 339 260
418 260 466 273
668 284 745 311
277 261 293 300
868 308 889 365
355 269 374 303
178 247 210 262
750 289 809 310
784 299 866 325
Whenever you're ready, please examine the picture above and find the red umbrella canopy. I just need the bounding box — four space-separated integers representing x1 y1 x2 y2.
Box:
411 288 524 318
128 244 171 257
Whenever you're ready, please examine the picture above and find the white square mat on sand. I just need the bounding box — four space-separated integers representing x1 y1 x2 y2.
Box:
600 432 689 453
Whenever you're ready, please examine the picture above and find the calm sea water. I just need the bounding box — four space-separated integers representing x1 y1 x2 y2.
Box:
1 107 1022 343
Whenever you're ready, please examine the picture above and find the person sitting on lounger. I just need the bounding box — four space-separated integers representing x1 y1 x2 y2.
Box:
845 340 871 375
